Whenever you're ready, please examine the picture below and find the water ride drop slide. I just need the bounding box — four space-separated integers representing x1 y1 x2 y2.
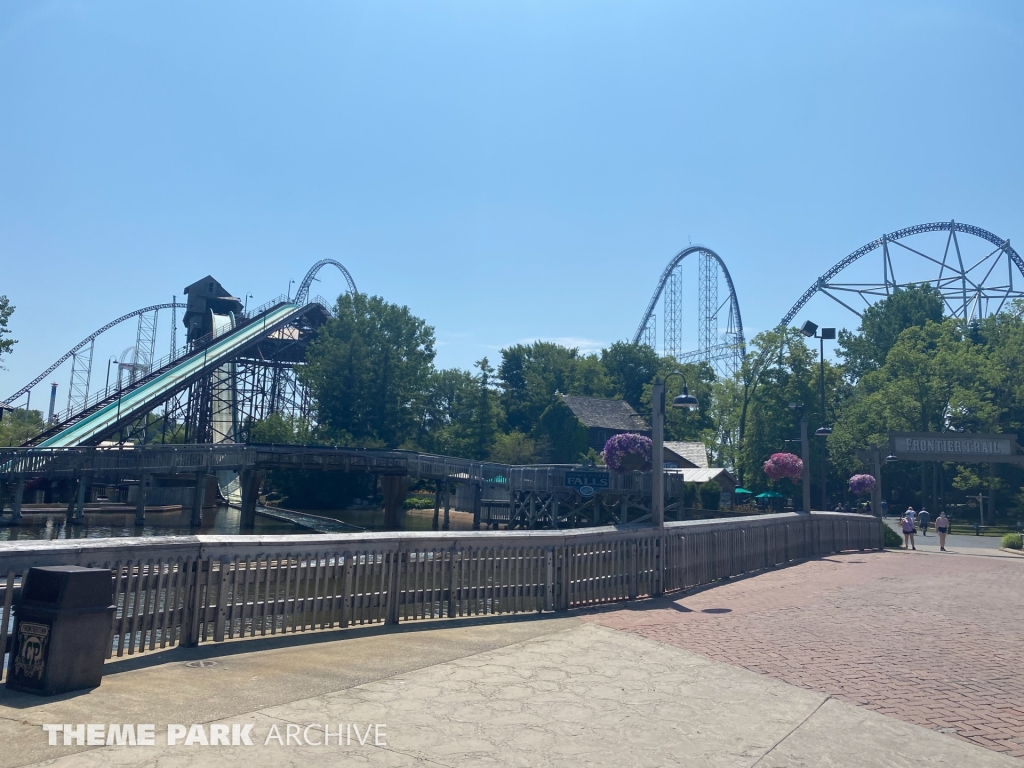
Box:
33 301 314 448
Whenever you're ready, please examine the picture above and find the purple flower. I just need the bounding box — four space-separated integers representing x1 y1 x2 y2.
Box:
849 474 876 495
602 433 652 473
763 452 803 481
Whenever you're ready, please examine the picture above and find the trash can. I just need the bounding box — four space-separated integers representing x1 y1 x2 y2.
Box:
6 565 115 695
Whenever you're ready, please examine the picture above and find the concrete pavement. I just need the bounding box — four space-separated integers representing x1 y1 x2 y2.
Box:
2 590 1020 767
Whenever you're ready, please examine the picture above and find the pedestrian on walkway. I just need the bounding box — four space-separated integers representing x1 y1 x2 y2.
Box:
881 499 888 517
901 508 917 550
935 511 950 551
918 508 931 536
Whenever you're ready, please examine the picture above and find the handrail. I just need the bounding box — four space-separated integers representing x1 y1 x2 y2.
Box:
0 511 880 674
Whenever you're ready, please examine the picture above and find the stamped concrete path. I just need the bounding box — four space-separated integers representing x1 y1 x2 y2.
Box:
1 549 1020 768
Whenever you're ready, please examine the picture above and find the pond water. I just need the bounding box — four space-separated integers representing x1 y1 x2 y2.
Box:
0 505 477 541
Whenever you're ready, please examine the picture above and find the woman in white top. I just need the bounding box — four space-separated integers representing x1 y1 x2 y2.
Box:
901 508 917 550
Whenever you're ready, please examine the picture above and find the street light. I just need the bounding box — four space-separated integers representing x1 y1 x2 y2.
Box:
244 293 253 314
800 320 836 509
788 402 811 513
287 279 295 302
105 356 119 394
651 372 699 529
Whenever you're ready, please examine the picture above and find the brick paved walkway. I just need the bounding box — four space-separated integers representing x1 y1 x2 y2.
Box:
584 550 1024 759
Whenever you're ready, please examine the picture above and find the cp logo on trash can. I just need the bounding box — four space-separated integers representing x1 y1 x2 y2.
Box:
14 622 50 680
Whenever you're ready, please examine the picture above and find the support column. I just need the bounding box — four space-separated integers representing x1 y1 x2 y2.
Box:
652 381 665 528
239 469 264 529
380 475 409 530
870 445 884 551
472 484 481 530
432 479 441 531
135 474 151 526
190 473 207 527
442 481 451 531
11 475 24 524
68 477 87 524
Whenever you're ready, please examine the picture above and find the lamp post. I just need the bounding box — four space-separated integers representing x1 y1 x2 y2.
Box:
651 373 699 528
244 293 253 314
800 321 836 509
287 279 295 302
788 402 811 513
105 356 118 394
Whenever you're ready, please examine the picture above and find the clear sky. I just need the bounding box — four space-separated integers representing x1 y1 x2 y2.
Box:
2 1 1022 406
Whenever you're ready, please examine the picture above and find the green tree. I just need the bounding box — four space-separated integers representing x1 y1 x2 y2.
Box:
490 430 537 464
0 295 15 369
837 284 944 380
0 408 43 446
601 342 660 411
497 342 608 434
250 413 315 445
300 293 435 448
471 357 498 459
416 368 477 456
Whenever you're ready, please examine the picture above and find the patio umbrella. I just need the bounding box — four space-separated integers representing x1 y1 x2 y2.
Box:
755 491 785 499
734 487 754 495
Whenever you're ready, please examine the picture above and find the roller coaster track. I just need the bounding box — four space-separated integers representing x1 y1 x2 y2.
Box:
25 300 330 448
780 221 1024 327
2 303 187 407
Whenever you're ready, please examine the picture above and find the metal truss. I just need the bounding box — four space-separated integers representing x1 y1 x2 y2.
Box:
66 339 94 414
134 310 159 381
781 221 1024 327
3 302 186 409
634 245 746 379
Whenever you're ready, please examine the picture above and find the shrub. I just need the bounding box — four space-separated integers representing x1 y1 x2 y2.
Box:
403 496 435 510
882 524 903 547
1001 533 1023 550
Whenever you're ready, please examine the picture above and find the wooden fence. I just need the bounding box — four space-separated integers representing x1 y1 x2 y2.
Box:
0 512 880 679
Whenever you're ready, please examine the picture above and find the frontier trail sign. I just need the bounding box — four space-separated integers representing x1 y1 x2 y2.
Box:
887 432 1024 466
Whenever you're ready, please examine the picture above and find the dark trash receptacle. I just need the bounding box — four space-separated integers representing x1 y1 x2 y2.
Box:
6 565 114 696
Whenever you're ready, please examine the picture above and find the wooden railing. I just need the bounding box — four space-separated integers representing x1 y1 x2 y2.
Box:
0 512 880 678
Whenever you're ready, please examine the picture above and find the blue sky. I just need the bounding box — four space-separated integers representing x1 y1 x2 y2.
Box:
2 1 1022 405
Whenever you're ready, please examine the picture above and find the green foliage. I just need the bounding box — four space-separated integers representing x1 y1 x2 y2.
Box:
837 284 944 380
0 295 15 368
0 408 43 447
403 495 436 510
600 342 660 411
300 293 435 448
1000 532 1022 549
534 397 590 464
498 342 609 434
883 524 903 547
250 413 315 445
490 430 538 464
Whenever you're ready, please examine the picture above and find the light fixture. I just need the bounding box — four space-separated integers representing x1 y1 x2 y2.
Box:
886 453 899 463
800 320 818 338
815 426 832 436
672 385 699 410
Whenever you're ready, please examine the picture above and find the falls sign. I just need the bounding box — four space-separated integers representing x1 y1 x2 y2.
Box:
564 470 610 498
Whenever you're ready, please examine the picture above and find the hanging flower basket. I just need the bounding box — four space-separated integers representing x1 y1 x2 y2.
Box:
763 452 803 481
849 474 876 496
602 433 652 473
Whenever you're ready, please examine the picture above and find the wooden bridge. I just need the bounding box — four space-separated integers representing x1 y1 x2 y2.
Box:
0 444 707 530
0 511 880 678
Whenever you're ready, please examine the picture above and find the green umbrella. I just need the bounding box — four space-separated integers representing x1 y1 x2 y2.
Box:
755 491 785 499
734 487 754 495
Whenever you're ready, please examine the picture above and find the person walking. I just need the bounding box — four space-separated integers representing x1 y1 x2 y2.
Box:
918 508 931 536
901 507 917 550
935 511 950 551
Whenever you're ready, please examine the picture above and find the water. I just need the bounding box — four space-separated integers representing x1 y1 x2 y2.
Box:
0 504 477 541
0 505 299 541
